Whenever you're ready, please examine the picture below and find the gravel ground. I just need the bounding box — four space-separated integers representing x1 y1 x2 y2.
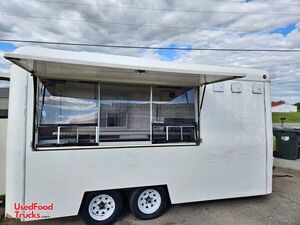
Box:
1 167 300 225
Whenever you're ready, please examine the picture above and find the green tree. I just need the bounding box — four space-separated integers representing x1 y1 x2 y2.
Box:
294 102 300 112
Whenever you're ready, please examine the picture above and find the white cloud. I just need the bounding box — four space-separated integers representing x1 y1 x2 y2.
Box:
0 51 10 72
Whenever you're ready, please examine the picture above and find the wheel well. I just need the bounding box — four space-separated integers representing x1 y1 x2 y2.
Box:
160 185 171 203
78 185 171 214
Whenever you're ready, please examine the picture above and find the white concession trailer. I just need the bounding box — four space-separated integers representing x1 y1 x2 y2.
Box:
3 47 273 225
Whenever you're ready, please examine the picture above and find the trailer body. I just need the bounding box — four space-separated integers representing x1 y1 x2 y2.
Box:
4 47 273 220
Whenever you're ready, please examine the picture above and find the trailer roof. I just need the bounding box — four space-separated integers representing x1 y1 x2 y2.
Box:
4 47 267 86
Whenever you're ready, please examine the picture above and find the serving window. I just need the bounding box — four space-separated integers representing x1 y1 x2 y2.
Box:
99 83 151 142
36 79 98 147
152 86 196 143
35 78 199 148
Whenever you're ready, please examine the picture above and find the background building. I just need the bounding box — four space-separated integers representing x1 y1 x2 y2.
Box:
272 102 297 113
0 72 9 196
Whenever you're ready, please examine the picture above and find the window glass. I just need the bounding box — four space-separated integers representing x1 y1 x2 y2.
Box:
0 79 9 119
152 86 196 143
37 79 98 147
35 79 198 148
100 83 150 142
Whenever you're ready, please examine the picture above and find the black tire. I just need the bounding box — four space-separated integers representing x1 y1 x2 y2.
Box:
80 190 123 225
128 186 168 220
273 151 281 158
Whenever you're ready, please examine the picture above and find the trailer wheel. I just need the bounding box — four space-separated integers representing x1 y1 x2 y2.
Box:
129 186 168 220
80 191 123 225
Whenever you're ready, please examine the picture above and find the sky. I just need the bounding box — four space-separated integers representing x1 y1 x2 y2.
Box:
0 0 299 103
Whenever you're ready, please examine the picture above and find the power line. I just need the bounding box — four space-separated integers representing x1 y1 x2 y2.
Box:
28 0 300 8
212 0 300 6
0 13 298 34
1 39 300 52
0 13 262 33
16 3 300 16
2 2 299 34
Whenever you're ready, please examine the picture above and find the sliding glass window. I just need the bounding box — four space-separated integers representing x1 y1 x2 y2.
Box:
37 79 98 147
35 78 198 148
152 87 196 143
99 83 150 142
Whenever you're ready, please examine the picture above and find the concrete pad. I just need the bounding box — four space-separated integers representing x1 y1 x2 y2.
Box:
274 158 300 171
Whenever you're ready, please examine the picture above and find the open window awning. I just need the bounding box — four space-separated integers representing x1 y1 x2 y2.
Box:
4 47 245 86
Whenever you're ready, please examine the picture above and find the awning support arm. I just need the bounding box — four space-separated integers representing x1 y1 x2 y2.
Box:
200 85 207 111
39 85 46 125
200 75 207 111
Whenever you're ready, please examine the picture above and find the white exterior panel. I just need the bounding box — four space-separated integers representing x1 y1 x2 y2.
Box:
0 119 7 195
5 66 28 218
17 79 272 219
264 82 273 194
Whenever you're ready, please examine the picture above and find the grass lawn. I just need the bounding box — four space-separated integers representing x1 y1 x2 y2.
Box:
272 112 300 123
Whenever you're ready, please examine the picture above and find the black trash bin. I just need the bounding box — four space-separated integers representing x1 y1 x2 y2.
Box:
273 128 300 160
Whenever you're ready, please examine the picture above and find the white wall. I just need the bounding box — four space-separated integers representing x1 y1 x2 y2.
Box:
0 119 7 195
272 104 297 112
19 79 271 219
5 66 28 218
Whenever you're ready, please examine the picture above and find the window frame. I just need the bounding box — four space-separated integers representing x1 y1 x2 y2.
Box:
35 79 99 147
151 86 198 144
34 78 200 150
